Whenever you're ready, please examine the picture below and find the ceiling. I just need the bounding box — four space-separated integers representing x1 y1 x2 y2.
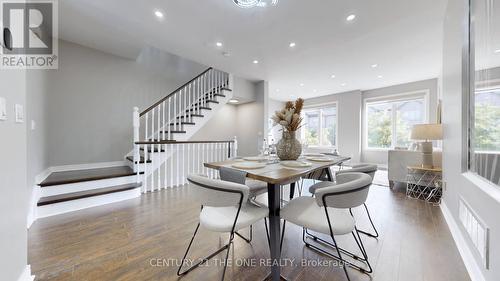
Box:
59 0 449 101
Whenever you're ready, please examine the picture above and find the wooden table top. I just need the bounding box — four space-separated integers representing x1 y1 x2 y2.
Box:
407 166 443 172
204 156 350 185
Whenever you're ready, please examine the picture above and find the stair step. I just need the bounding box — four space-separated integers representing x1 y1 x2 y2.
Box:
37 183 142 206
177 114 204 119
126 156 152 164
186 107 211 112
160 130 186 135
169 121 196 126
39 166 138 187
214 93 226 98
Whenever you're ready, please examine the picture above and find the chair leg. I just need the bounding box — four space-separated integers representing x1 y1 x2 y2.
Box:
280 220 286 252
177 223 232 278
352 228 373 273
220 235 234 281
302 228 366 262
235 225 252 243
357 203 379 238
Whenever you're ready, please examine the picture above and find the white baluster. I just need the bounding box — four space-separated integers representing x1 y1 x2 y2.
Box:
233 136 238 158
170 143 173 188
176 143 180 186
133 107 140 173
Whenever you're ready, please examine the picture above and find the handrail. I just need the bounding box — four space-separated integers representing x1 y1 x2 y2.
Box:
135 140 235 145
140 67 213 117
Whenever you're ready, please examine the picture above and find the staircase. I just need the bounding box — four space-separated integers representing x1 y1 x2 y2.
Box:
35 67 236 218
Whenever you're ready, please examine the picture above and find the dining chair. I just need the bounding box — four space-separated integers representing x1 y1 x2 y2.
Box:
219 167 268 242
281 172 374 280
177 174 269 281
308 163 379 238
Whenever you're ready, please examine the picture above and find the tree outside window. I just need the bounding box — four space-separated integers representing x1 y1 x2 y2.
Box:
366 98 425 149
302 106 337 147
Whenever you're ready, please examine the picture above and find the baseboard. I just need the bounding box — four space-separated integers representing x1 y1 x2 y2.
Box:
50 161 127 173
17 265 34 281
440 201 486 281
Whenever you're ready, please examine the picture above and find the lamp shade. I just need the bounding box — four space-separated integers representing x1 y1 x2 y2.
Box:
411 124 443 140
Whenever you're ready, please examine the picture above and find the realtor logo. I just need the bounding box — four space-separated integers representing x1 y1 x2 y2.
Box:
1 0 58 69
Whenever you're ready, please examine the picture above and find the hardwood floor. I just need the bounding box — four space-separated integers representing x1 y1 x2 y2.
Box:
29 178 471 281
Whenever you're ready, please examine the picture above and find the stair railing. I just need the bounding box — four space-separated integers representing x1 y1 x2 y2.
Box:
134 138 238 193
132 67 230 172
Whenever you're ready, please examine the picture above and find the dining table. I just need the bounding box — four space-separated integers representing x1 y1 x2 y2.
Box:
204 155 351 281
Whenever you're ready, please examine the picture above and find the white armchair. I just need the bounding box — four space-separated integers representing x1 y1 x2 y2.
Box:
388 149 442 188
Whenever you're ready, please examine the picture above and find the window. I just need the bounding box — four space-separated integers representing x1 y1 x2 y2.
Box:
302 105 337 147
468 0 500 187
365 96 426 149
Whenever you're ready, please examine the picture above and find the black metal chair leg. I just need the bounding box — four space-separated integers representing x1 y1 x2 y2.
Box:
352 228 373 273
235 225 252 243
220 235 234 281
357 203 379 238
177 223 234 279
280 220 286 252
330 234 351 281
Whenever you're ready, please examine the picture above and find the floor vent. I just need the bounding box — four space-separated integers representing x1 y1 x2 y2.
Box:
458 197 490 269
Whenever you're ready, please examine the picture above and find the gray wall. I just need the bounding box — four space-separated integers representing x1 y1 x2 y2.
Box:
305 90 363 163
27 70 49 187
38 40 206 167
190 104 238 141
267 98 285 144
0 69 29 280
442 1 500 280
362 78 438 165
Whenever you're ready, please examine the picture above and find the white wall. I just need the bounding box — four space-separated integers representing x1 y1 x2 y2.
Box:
304 90 362 163
441 1 500 280
267 98 285 144
0 69 29 280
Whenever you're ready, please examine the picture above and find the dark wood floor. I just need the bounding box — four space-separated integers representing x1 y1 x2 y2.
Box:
29 178 471 281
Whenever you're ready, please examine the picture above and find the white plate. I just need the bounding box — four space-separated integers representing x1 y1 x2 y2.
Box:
232 162 267 169
306 157 334 162
303 153 324 157
243 156 268 162
280 161 313 168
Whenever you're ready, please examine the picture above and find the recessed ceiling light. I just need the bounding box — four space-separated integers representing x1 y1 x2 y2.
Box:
377 75 383 78
371 64 378 68
346 14 356 21
216 42 223 47
229 99 239 104
299 83 305 86
222 51 231 57
331 74 336 78
289 42 296 48
154 10 164 19
253 60 259 64
341 83 347 86
495 49 500 53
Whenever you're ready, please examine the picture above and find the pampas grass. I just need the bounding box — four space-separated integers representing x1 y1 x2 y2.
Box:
272 98 304 132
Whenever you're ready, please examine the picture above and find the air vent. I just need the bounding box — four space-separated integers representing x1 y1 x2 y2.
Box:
458 197 490 269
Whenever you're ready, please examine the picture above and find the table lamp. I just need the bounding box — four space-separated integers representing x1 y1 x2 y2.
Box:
411 124 442 168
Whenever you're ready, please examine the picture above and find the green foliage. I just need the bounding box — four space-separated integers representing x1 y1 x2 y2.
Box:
367 110 392 148
475 104 500 151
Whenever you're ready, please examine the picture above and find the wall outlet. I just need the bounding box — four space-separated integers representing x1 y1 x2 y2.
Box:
0 97 6 121
15 104 24 123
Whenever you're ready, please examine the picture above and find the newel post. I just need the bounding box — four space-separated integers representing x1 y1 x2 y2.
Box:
133 107 140 173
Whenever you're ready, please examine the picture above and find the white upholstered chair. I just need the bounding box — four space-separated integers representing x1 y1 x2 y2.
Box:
177 174 269 281
281 173 374 280
308 163 379 238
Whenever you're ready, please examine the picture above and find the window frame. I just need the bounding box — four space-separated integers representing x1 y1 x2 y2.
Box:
363 90 430 151
301 102 339 149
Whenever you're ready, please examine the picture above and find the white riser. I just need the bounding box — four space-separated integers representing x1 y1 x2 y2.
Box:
40 175 137 197
37 187 141 218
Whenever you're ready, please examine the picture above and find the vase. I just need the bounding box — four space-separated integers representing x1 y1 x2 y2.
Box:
276 131 302 161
